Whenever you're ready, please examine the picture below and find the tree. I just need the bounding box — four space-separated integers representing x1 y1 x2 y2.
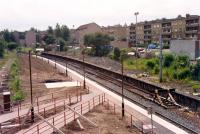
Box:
2 30 15 42
43 35 56 45
7 42 18 50
0 40 5 57
57 38 66 51
113 47 121 61
61 25 70 41
84 33 112 56
163 53 174 67
191 61 200 81
47 26 54 35
54 23 62 38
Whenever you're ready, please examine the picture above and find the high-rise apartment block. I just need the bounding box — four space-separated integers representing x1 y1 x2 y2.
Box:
129 14 200 46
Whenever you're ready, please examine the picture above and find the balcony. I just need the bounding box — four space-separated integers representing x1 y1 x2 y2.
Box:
185 30 198 34
186 23 199 27
162 31 171 35
162 37 171 41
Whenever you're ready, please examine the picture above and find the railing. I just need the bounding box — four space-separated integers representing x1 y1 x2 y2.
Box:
21 93 105 134
104 98 146 133
19 93 146 134
0 84 88 114
1 94 82 134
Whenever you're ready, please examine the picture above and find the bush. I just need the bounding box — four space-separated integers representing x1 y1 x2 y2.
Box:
12 90 24 101
176 55 190 68
191 61 200 81
146 60 156 70
163 53 174 67
7 42 18 50
177 68 191 80
113 47 120 61
153 65 159 74
163 44 170 49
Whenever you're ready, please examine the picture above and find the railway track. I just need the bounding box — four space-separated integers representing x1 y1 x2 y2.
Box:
38 53 200 133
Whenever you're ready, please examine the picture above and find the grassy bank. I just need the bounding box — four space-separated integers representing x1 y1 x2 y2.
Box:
9 55 24 102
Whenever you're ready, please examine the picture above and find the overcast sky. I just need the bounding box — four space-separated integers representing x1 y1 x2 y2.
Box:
0 0 199 31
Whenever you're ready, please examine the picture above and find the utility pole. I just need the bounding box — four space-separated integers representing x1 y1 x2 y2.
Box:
134 12 139 55
65 62 68 77
82 49 86 89
159 34 163 83
28 51 34 123
121 58 125 118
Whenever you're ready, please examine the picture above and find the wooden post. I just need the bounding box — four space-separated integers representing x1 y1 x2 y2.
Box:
88 101 90 112
93 97 95 107
80 93 82 101
102 95 104 105
81 104 82 115
99 95 100 105
44 108 46 118
53 117 54 125
114 104 115 114
131 115 133 127
37 97 39 106
52 93 54 102
74 107 76 120
37 124 39 134
64 100 66 110
64 112 66 126
104 93 106 102
69 95 71 105
54 99 56 114
108 99 109 110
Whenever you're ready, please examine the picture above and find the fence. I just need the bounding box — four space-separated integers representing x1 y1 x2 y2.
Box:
21 93 105 134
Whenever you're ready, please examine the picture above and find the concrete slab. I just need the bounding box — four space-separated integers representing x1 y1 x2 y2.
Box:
45 81 80 89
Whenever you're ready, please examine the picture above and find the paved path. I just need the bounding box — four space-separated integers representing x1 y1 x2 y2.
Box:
0 95 81 123
37 55 188 134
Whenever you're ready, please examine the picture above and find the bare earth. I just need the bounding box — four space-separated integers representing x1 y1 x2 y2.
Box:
61 105 140 134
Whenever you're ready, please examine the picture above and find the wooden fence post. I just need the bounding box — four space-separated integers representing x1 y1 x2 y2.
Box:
37 124 39 134
88 101 90 112
114 104 115 114
44 108 46 118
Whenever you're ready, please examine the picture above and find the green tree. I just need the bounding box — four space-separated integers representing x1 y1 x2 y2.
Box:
61 25 70 41
0 40 5 57
55 23 62 38
84 33 112 56
47 26 54 35
43 35 56 45
113 47 121 61
3 30 15 42
163 53 174 67
7 42 18 50
191 61 200 80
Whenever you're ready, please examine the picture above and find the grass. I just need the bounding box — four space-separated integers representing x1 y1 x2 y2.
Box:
9 53 25 102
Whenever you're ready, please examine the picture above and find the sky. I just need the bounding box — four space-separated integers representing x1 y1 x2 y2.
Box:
0 0 199 31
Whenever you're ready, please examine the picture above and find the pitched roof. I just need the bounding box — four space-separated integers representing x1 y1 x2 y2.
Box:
77 23 100 30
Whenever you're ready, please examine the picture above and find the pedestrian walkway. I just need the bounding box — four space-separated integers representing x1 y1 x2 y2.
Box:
0 94 81 124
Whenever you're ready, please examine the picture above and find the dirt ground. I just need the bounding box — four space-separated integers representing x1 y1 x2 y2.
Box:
19 54 85 103
60 105 140 134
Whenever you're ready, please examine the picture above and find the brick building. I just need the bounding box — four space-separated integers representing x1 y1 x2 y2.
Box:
129 14 200 46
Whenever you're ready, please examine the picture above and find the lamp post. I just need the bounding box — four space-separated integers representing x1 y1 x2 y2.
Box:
28 51 34 123
159 34 163 83
121 57 125 118
82 49 86 89
134 12 139 55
